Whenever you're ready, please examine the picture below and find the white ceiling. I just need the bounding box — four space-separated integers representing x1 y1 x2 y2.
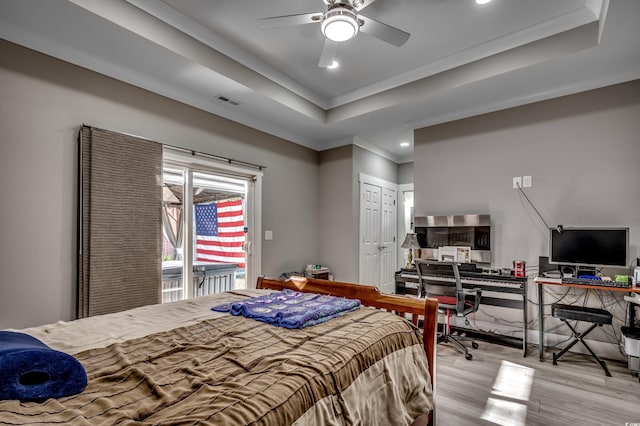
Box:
1 0 639 163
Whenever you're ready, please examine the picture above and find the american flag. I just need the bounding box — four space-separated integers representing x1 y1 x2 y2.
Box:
195 199 245 268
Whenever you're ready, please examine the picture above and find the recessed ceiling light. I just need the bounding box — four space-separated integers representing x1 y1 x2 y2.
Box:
475 0 493 5
400 141 410 147
326 60 339 69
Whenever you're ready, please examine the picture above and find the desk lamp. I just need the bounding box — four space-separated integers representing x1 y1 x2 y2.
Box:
401 233 421 269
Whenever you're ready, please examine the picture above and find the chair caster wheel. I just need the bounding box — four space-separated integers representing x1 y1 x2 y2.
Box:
465 353 473 360
472 342 479 349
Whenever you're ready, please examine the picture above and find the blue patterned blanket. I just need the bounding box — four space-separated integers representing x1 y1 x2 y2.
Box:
212 290 361 329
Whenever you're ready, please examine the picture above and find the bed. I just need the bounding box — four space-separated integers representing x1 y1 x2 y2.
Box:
0 276 438 425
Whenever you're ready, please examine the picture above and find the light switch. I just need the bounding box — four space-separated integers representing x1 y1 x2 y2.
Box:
265 230 273 240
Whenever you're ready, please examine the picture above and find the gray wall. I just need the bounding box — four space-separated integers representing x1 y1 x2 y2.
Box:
397 162 414 185
318 145 402 282
353 145 398 184
318 146 357 281
0 39 320 329
414 81 640 271
414 81 640 348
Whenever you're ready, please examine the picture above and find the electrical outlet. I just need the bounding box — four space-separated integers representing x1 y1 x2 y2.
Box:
523 175 532 188
513 176 522 189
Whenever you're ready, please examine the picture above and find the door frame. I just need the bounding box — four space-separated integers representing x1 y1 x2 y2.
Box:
163 147 262 290
397 183 414 269
358 173 397 289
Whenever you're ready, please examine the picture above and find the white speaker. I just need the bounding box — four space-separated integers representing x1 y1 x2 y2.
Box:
561 265 576 278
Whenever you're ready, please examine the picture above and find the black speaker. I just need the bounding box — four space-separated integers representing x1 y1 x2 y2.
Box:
538 256 559 275
577 266 597 277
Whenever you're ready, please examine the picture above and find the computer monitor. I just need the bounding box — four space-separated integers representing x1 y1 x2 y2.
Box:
549 227 629 268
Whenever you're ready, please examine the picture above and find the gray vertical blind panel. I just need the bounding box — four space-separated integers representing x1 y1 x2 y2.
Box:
79 129 91 318
79 126 162 317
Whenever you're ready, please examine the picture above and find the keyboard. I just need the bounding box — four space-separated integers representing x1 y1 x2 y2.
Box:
399 272 525 290
561 277 630 288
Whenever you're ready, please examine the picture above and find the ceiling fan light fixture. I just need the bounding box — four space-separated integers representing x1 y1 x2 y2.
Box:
321 7 359 42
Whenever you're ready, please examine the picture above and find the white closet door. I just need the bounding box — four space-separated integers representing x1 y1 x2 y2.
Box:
359 175 397 292
360 182 381 288
379 187 397 293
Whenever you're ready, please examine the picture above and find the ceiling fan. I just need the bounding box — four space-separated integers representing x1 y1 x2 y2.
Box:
257 0 410 68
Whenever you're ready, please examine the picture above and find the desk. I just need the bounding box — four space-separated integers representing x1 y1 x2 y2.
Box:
396 270 528 356
534 278 640 362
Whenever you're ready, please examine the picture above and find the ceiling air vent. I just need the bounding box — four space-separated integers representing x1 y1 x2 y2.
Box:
216 94 241 106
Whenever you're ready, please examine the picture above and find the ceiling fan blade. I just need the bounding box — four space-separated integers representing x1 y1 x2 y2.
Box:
352 0 379 12
318 39 338 68
358 15 410 47
322 0 377 12
257 13 322 29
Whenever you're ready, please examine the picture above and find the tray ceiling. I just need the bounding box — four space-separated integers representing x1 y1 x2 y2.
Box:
1 0 638 162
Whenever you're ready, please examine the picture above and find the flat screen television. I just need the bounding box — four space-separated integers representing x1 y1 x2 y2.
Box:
549 227 629 268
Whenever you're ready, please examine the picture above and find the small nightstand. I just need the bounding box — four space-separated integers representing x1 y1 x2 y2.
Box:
305 267 331 280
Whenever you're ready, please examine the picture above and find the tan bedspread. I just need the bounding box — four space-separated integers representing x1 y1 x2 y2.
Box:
0 290 433 425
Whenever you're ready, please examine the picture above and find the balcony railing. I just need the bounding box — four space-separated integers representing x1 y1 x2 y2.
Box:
162 261 238 303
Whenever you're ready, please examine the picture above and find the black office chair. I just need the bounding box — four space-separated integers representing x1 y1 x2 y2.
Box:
415 259 482 360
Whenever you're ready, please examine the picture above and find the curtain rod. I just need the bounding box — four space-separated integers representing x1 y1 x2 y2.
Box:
80 124 266 171
164 145 266 171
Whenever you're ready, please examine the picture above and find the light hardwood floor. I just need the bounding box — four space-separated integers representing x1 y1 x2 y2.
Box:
434 340 640 426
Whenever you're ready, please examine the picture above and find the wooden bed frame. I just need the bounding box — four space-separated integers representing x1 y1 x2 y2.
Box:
257 275 439 399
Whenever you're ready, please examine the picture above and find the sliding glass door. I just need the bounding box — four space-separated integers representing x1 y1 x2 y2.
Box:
161 166 186 301
161 149 261 302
